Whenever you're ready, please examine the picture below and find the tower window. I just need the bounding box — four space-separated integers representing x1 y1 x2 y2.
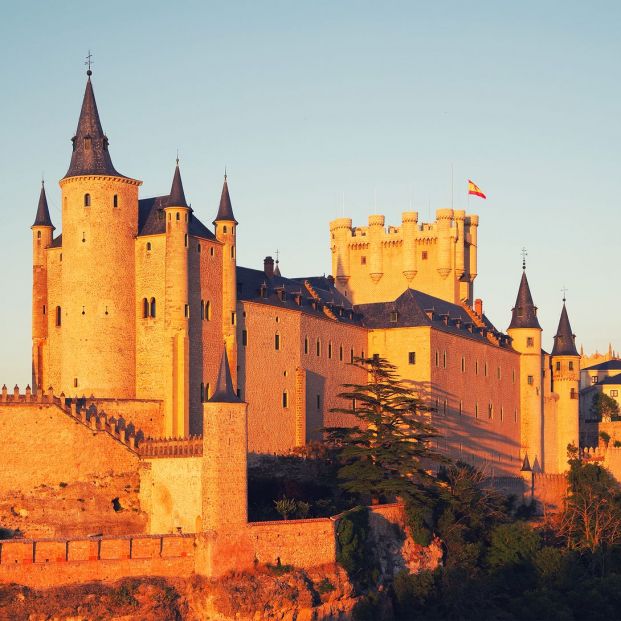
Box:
184 234 188 247
231 311 236 325
527 337 534 347
340 345 344 362
200 300 205 319
475 402 479 418
142 298 148 318
304 337 309 354
200 382 205 402
150 298 156 318
242 330 248 346
569 361 574 371
176 212 180 221
55 306 61 327
210 247 214 256
350 348 354 363
328 342 333 359
146 242 152 251
443 352 447 368
556 361 561 371
317 394 321 409
184 304 189 318
74 378 78 388
198 243 201 253
275 333 280 351
37 230 41 239
282 391 288 408
361 256 367 265
205 301 211 320
409 352 416 365
527 375 534 385
435 351 439 367
84 194 91 207
113 194 118 208
316 339 321 356
223 225 228 233
422 251 428 260
231 247 235 258
461 357 465 372
488 403 493 419
42 305 46 315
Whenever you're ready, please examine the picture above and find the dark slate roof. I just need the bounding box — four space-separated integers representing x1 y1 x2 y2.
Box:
32 182 54 228
50 234 62 248
356 289 512 347
64 77 124 179
583 360 621 372
598 373 621 386
214 177 237 223
168 163 189 208
209 349 240 403
236 267 361 324
551 303 579 357
508 271 541 330
137 196 215 240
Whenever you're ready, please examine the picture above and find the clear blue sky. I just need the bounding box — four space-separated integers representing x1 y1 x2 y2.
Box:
0 1 619 385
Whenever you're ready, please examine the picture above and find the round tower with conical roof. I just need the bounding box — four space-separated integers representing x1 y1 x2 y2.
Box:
163 160 191 437
213 174 238 387
31 181 54 392
507 268 544 473
549 301 580 473
59 71 142 398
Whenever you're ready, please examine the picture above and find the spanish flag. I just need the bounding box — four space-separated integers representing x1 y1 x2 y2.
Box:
468 179 486 199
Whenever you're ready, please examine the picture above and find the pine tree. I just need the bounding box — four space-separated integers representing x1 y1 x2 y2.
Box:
325 356 442 504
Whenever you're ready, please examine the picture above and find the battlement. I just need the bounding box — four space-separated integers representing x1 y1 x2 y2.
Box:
0 385 144 453
139 436 203 458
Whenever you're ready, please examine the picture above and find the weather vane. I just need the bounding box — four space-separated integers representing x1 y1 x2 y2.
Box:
85 50 93 76
521 247 528 270
561 286 568 303
275 249 280 264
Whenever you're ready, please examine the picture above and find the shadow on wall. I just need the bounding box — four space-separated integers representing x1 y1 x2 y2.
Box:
306 371 326 442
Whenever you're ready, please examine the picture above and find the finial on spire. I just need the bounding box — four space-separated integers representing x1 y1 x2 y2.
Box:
561 285 568 303
275 249 279 264
224 165 227 181
85 50 93 77
521 247 528 270
176 149 179 166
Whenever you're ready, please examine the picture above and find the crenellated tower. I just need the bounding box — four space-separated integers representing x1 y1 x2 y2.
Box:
507 268 543 472
31 181 54 392
58 70 141 398
163 161 191 437
213 175 238 387
329 208 478 306
549 301 580 473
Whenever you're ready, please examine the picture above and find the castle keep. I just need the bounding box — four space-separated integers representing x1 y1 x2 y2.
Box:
0 70 585 585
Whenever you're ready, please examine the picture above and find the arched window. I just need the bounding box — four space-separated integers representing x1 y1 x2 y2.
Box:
84 193 91 207
142 298 148 318
113 194 118 208
275 332 281 351
150 297 156 318
316 339 321 356
55 306 61 327
205 301 211 320
223 225 228 233
176 212 180 221
37 230 41 239
146 242 152 251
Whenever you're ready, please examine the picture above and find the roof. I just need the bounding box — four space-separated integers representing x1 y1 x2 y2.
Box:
50 234 62 248
209 349 240 403
137 196 215 240
32 182 54 228
236 267 361 325
214 177 236 223
356 289 512 347
584 360 621 372
168 163 189 208
64 77 124 179
508 271 541 330
598 373 621 386
551 303 579 357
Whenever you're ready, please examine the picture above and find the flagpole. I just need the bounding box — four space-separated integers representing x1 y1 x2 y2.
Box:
451 164 454 210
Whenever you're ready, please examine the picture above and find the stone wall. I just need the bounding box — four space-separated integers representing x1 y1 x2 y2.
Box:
85 397 164 438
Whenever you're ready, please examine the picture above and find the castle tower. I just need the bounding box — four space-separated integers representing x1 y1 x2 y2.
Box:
163 161 191 437
31 181 54 392
507 268 544 471
213 175 238 386
202 349 248 531
58 71 141 398
549 301 580 473
329 217 353 288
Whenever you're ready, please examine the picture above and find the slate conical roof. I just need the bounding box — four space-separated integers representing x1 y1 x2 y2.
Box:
508 271 541 330
209 348 240 403
64 76 123 179
214 175 237 223
551 303 579 356
32 181 54 229
168 162 189 208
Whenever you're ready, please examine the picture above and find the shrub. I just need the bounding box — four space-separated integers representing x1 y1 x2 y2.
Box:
274 497 297 520
487 522 540 568
316 577 335 594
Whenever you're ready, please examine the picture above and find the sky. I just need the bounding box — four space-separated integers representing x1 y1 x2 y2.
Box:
0 1 619 385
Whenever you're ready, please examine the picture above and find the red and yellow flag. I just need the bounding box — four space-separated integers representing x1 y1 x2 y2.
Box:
468 179 486 199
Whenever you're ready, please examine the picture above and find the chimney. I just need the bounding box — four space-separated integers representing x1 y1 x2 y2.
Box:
264 256 274 278
474 298 483 317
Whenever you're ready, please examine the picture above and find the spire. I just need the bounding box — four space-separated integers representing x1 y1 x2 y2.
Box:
168 159 189 208
32 181 54 229
214 173 237 223
64 73 123 179
551 302 579 357
209 348 240 403
508 271 541 330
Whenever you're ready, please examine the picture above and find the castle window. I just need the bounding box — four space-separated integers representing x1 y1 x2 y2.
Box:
210 247 214 256
512 369 516 383
198 243 201 253
176 213 180 221
352 398 357 412
42 305 46 315
514 408 518 422
328 342 333 359
443 352 447 368
422 251 428 260
142 298 148 318
304 337 309 354
74 378 78 388
275 333 281 351
611 390 619 398
223 225 228 233
282 391 288 408
84 193 91 207
500 407 504 422
184 234 188 247
556 361 561 371
497 367 501 380
317 394 321 409
475 361 479 375
37 230 41 239
435 351 439 367
350 348 354 363
316 339 321 356
184 304 189 318
55 306 61 327
361 256 367 265
390 311 398 323
205 301 211 320
200 300 205 319
150 298 156 318
569 361 574 371
461 357 465 372
200 382 205 402
231 247 235 258
527 375 534 385
113 194 118 208
60 253 62 262
592 376 598 384
484 362 488 376
488 403 493 419
340 345 344 362
475 402 479 418
242 330 248 346
409 352 416 365
146 242 152 251
459 400 462 415
527 337 534 347
231 311 236 325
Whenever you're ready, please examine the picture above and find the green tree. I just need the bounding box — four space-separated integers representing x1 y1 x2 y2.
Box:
590 392 620 422
325 356 441 504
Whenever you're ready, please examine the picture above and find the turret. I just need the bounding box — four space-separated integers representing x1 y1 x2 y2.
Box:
163 160 191 437
549 301 580 473
401 211 418 281
329 217 352 291
436 208 454 279
213 173 238 386
507 268 543 473
59 70 141 399
368 214 385 283
31 181 54 392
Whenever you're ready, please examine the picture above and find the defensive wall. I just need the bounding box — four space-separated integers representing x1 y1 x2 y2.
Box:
0 504 411 588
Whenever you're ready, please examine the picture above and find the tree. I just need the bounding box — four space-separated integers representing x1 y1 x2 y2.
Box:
590 392 620 422
325 356 441 505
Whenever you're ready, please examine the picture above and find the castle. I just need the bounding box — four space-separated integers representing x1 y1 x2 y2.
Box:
0 69 586 584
